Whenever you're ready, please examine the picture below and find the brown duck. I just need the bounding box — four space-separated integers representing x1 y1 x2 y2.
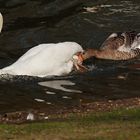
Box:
80 32 140 61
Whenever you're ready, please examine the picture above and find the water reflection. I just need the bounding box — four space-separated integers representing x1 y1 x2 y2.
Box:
38 80 82 93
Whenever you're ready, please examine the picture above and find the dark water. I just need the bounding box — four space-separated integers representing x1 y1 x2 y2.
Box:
0 0 140 114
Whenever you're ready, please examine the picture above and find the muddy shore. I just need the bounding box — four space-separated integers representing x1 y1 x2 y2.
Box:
0 97 140 124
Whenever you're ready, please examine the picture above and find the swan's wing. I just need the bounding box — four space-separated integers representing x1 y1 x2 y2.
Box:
16 42 83 62
16 43 54 62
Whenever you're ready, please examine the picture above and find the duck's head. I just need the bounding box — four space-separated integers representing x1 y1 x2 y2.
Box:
0 13 3 33
78 49 97 60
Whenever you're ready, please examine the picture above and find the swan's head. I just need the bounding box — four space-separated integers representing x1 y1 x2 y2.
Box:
72 52 88 72
0 13 3 33
72 52 84 64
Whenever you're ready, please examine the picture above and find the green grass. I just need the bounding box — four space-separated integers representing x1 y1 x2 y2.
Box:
0 108 140 140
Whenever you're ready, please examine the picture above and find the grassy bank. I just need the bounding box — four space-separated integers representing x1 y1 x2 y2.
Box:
0 108 140 140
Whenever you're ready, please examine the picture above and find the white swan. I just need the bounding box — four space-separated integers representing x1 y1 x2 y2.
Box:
0 42 86 77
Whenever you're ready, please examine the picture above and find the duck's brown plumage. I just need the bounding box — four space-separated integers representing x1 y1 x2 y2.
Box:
101 31 137 51
83 31 140 60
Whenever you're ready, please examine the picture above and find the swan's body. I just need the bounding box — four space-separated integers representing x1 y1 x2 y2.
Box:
0 42 84 77
82 32 140 60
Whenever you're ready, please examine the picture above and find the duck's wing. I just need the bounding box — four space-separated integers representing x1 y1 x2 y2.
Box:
118 31 140 53
123 31 136 46
100 31 137 52
99 32 140 60
100 33 125 51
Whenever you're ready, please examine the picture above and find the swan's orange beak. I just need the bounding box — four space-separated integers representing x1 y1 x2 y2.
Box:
78 53 84 62
74 52 84 64
72 52 88 72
